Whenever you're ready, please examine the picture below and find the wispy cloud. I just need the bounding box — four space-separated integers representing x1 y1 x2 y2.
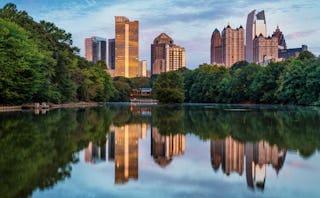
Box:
286 29 320 40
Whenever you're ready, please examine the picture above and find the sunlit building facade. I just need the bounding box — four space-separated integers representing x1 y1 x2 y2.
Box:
221 25 245 67
115 16 139 78
151 33 186 75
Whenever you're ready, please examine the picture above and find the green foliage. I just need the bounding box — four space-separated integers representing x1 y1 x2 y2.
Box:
0 18 44 104
182 56 320 106
0 108 113 198
79 66 114 102
110 77 132 102
0 3 114 104
153 71 185 103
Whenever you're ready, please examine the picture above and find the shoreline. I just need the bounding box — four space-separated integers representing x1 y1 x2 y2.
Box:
0 102 100 113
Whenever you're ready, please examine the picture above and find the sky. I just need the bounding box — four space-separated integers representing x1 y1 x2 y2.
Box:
1 0 320 69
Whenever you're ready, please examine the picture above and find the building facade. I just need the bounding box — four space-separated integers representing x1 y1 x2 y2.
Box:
115 16 139 78
246 10 267 63
108 38 115 69
210 29 223 65
221 25 245 67
279 45 308 60
84 36 107 64
151 33 186 75
253 34 278 65
272 26 287 50
138 60 147 77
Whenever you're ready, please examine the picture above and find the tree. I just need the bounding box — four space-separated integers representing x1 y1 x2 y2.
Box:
0 19 44 104
110 77 132 102
153 71 185 103
250 62 285 103
79 67 114 102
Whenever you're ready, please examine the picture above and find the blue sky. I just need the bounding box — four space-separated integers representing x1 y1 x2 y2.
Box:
1 0 320 69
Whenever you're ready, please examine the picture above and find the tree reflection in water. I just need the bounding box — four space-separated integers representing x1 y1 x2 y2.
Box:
1 104 319 197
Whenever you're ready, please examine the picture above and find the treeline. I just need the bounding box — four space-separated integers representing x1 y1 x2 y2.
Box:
153 51 320 105
0 4 114 104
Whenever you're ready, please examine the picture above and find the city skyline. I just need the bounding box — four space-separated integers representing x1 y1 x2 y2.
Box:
2 0 319 69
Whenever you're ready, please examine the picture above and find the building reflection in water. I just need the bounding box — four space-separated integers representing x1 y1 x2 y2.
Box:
210 136 287 191
84 141 106 164
151 127 185 167
84 123 148 185
211 137 244 175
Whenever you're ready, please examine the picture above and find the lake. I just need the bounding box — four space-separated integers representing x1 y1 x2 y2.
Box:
0 104 319 198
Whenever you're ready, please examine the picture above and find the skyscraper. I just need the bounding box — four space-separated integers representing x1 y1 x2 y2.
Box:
246 10 267 63
221 25 245 67
115 16 139 78
210 29 223 65
151 33 186 75
108 38 115 69
84 36 107 64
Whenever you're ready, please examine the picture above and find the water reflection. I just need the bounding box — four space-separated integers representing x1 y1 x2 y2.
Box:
210 137 287 190
151 127 185 167
1 104 320 197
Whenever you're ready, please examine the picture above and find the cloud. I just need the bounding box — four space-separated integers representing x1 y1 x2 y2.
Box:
286 29 320 40
4 0 320 68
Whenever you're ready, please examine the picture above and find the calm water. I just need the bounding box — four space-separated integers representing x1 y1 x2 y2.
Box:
0 104 319 198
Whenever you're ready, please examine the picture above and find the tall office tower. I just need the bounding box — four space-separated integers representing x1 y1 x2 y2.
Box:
138 60 147 77
151 33 186 75
151 127 185 167
253 34 278 65
114 124 139 184
221 25 245 67
84 36 107 64
115 16 139 78
210 29 223 65
246 10 267 62
108 39 115 69
272 26 287 50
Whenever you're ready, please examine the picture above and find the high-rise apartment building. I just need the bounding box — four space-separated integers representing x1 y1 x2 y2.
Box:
115 16 139 78
246 10 267 63
221 25 245 67
138 60 147 77
151 33 186 75
210 29 223 65
108 38 115 69
253 34 278 65
84 36 107 64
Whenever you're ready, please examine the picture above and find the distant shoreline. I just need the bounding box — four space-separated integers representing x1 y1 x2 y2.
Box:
0 102 100 113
